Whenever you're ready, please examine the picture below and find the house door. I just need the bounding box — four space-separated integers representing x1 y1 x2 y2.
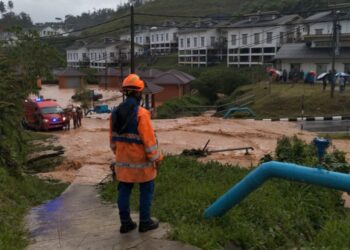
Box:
66 77 81 88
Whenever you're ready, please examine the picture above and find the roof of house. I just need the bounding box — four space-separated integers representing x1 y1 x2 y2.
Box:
151 70 195 85
66 41 86 50
275 43 350 60
304 10 350 23
229 14 301 28
95 68 120 76
143 81 164 95
57 68 86 77
136 68 164 78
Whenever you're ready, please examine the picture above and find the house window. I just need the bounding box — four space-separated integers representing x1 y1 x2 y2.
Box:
180 38 184 48
266 32 273 44
110 52 114 58
82 53 86 58
210 36 215 46
151 35 154 42
242 34 248 45
194 37 197 47
161 34 164 41
187 38 190 48
140 37 143 43
279 32 284 44
231 35 237 45
156 34 159 42
166 33 169 41
201 37 205 47
345 63 350 74
254 33 260 45
315 29 323 35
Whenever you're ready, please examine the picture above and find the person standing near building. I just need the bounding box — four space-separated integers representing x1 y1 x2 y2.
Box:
110 74 163 234
282 69 288 83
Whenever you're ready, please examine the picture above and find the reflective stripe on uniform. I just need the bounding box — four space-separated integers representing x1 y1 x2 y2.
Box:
145 144 158 153
112 136 143 144
112 132 141 140
115 161 153 169
149 151 161 162
111 133 143 144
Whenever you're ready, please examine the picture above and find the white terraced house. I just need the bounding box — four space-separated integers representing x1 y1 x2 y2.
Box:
66 42 89 68
149 26 178 55
226 12 303 67
178 22 227 67
275 8 350 74
66 39 144 70
120 29 151 55
89 39 144 69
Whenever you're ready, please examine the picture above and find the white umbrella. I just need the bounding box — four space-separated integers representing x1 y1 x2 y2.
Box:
336 72 350 77
317 72 329 80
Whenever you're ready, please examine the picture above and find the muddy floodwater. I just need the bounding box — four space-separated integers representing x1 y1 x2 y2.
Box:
38 85 350 183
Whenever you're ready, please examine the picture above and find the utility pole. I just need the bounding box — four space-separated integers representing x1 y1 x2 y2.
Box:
331 10 341 98
130 3 135 73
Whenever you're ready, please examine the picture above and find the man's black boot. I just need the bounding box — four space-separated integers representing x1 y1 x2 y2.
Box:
120 221 137 234
139 219 159 233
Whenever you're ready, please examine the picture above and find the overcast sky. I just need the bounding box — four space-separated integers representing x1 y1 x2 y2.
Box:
12 0 129 23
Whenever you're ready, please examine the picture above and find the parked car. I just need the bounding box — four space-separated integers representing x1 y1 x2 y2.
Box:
23 97 66 131
71 90 103 102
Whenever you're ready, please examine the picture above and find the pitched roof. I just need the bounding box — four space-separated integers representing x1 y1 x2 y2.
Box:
151 70 195 85
57 68 86 77
95 68 120 76
143 81 164 95
229 14 301 28
275 43 350 60
136 68 163 78
66 41 86 50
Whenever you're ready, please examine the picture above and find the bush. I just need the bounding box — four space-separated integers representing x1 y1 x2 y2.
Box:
192 68 250 103
157 95 209 119
100 137 350 249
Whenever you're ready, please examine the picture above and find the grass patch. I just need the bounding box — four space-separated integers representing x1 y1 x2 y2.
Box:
0 168 68 249
100 156 350 249
227 83 350 119
157 95 209 119
319 133 350 140
0 130 68 249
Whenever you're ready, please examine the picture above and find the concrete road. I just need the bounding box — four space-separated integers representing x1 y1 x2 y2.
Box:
299 120 350 133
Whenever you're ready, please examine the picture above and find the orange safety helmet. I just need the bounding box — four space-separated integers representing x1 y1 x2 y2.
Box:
122 74 145 92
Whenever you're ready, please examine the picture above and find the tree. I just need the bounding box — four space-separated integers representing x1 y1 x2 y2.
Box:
0 1 6 14
0 29 64 172
7 0 13 11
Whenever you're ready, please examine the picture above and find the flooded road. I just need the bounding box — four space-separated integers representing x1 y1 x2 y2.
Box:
38 85 350 183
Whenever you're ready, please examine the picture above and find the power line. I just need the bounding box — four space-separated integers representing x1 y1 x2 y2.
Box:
43 25 130 45
134 6 350 20
39 14 130 39
135 16 350 31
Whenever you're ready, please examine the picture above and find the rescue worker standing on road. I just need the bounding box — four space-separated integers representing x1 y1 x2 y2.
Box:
110 74 163 234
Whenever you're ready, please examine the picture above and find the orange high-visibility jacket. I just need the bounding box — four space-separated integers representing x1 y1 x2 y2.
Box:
110 98 163 183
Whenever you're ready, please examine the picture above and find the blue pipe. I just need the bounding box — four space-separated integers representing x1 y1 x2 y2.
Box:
204 161 350 218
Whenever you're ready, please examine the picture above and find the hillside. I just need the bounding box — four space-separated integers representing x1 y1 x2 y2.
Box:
82 0 350 36
231 83 350 119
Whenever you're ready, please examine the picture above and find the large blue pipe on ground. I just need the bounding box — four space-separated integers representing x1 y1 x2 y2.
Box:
204 161 350 218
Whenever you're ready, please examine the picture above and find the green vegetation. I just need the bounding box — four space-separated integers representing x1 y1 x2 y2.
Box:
0 132 68 249
157 95 209 119
0 30 67 249
100 137 350 249
224 82 350 119
0 168 68 249
319 133 350 140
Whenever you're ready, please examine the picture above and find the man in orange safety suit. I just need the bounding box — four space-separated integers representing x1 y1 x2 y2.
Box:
110 74 163 234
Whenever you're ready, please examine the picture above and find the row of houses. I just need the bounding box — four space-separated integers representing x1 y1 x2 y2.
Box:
65 7 350 75
56 67 194 109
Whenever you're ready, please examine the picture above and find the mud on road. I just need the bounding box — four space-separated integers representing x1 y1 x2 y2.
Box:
39 84 350 183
